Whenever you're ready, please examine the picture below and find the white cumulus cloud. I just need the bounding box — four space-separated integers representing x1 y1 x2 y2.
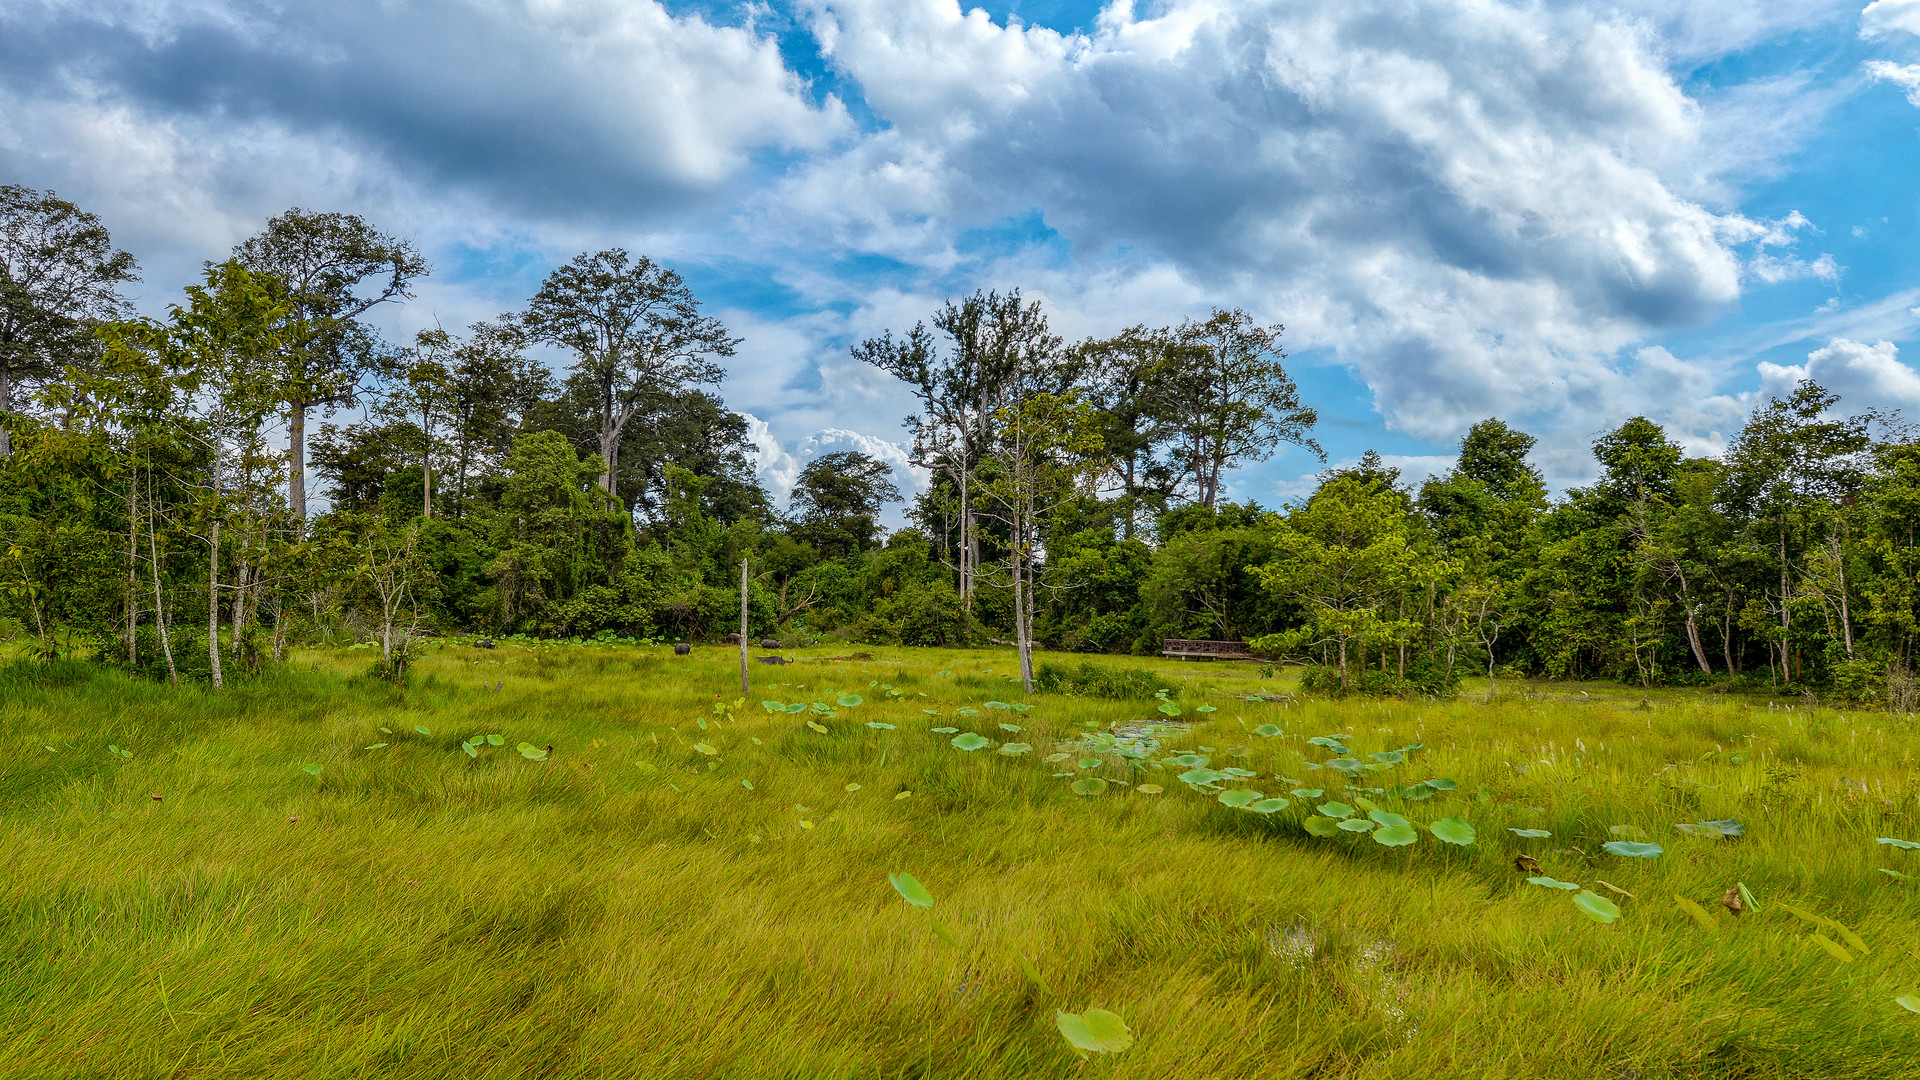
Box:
777 0 1833 442
1861 0 1920 38
1865 60 1920 104
1759 338 1920 410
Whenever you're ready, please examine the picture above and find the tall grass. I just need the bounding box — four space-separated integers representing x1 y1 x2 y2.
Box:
0 642 1916 1078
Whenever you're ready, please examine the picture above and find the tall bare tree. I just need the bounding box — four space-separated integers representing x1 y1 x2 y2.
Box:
522 249 736 500
235 209 426 537
1153 309 1320 507
853 289 1073 612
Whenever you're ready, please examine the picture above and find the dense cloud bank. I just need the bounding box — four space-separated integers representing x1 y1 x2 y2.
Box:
4 0 1919 503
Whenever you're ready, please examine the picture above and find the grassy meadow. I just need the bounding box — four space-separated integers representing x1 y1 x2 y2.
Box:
2 641 1918 1079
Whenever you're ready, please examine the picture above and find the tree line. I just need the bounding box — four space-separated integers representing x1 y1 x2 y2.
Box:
2 186 1915 705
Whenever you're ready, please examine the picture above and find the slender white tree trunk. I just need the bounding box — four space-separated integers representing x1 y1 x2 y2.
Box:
739 557 750 696
208 517 223 690
0 365 13 458
287 404 307 541
148 479 177 684
126 472 138 665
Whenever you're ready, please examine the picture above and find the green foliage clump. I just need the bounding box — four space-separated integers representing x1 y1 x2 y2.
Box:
1033 660 1171 700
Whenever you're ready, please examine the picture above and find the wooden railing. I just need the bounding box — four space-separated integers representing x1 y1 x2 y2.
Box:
1162 639 1254 660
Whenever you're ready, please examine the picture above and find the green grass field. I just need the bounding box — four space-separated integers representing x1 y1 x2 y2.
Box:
2 642 1918 1079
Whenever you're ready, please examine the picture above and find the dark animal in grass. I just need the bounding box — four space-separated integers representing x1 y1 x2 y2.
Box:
1513 854 1542 874
674 643 691 656
760 638 780 649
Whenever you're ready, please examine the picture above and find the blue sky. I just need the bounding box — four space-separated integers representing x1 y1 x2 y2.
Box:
6 0 1920 514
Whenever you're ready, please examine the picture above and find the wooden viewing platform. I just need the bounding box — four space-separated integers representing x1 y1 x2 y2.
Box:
1162 638 1254 660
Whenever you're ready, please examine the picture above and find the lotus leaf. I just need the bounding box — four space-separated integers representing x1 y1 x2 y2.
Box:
414 726 432 735
999 743 1033 756
1328 758 1363 773
693 742 717 755
1254 724 1282 737
1603 841 1663 858
462 742 479 758
1676 819 1744 838
1304 817 1343 837
952 732 992 751
1882 868 1910 879
1337 818 1376 832
1179 768 1224 786
1429 817 1476 845
486 734 504 746
932 727 959 734
806 720 829 734
1372 823 1420 846
1674 895 1718 931
1136 784 1164 794
1044 752 1072 762
999 723 1023 732
1528 876 1581 890
1054 1008 1132 1054
517 743 549 760
982 701 1011 710
1157 702 1182 716
867 721 897 730
364 743 388 750
1573 890 1621 923
938 670 952 676
1218 789 1260 808
1898 995 1920 1014
785 703 808 714
895 791 912 800
1400 785 1435 801
762 701 785 711
1016 951 1055 994
1072 777 1109 796
1370 750 1406 764
1424 778 1458 791
302 763 323 776
1169 753 1209 767
1352 796 1381 812
1308 736 1349 752
956 707 981 716
1809 933 1854 962
1877 837 1920 850
1318 801 1355 819
1368 809 1411 828
742 780 754 790
1510 828 1551 838
890 872 934 908
837 694 864 707
1194 705 1218 713
1079 758 1104 769
1249 798 1288 813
